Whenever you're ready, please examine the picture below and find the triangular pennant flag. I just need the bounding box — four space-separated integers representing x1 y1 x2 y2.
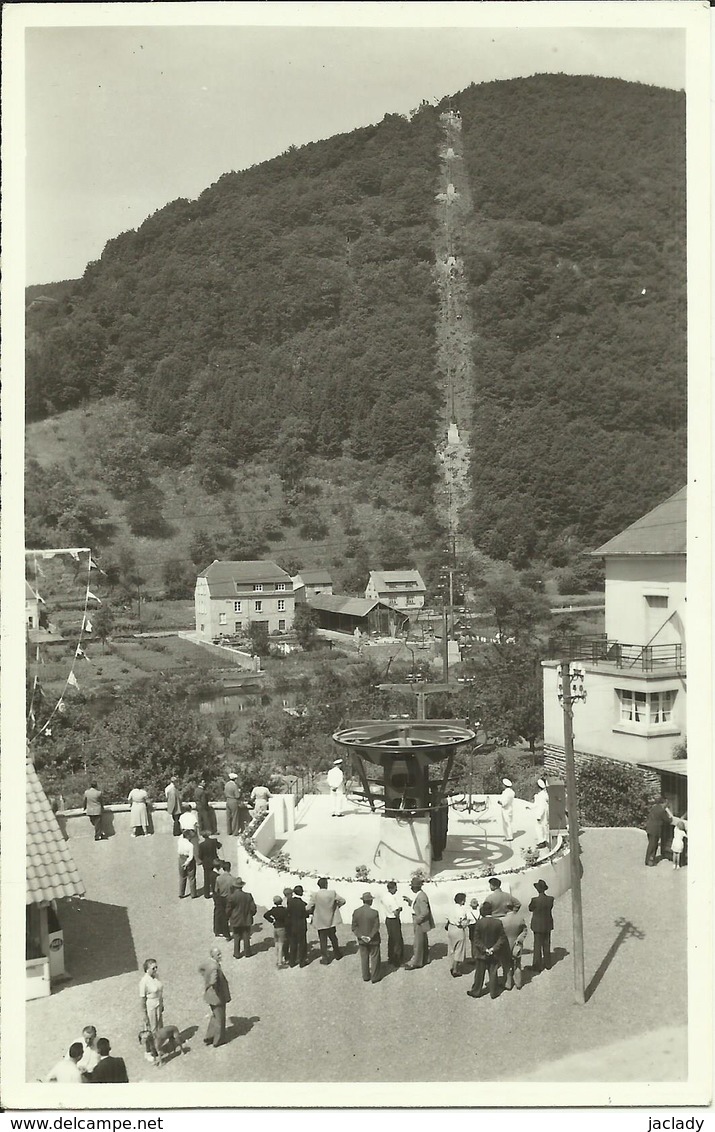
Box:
39 550 57 560
83 617 93 633
29 707 36 725
67 671 80 689
36 591 46 604
70 551 80 561
87 589 102 604
89 557 98 570
58 699 66 714
76 645 92 664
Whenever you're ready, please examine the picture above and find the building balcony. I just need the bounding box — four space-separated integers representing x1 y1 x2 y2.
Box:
547 635 686 673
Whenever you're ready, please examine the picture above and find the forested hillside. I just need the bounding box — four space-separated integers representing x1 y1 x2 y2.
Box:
26 74 686 581
452 74 686 562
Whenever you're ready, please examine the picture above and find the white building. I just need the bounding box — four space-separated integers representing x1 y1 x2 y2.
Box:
195 560 295 638
542 488 687 812
365 569 427 615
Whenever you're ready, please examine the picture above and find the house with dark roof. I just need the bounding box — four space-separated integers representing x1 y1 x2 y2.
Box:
26 759 85 999
195 560 295 638
542 488 687 813
292 569 333 602
365 569 426 615
307 594 409 638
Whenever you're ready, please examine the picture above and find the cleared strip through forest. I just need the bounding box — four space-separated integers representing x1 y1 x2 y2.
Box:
434 110 475 560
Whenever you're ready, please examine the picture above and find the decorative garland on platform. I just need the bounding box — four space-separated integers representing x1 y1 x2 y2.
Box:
237 813 567 885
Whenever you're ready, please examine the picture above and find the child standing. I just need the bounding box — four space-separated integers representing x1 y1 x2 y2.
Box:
263 895 289 967
671 819 687 869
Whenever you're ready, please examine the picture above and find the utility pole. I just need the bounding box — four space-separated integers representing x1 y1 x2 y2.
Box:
442 605 449 683
559 660 586 1005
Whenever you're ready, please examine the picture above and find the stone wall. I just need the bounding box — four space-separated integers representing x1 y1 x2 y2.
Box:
54 802 238 840
543 743 662 796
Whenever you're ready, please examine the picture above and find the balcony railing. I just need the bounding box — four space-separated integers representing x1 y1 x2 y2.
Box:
548 635 685 672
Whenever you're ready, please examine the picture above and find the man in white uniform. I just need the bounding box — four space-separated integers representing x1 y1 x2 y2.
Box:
533 778 550 848
326 758 346 816
497 778 516 841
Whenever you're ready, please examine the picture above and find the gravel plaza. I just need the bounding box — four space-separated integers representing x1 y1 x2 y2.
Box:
26 825 687 1085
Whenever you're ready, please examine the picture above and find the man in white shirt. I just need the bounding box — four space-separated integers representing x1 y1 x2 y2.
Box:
76 1026 100 1078
380 880 404 967
497 778 516 841
44 1043 84 1083
326 759 346 816
178 831 198 898
179 805 199 833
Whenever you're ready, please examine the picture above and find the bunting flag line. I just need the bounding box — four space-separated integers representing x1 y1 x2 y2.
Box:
87 589 102 604
67 671 80 690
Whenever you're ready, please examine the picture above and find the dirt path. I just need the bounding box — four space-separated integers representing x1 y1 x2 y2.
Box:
434 111 475 560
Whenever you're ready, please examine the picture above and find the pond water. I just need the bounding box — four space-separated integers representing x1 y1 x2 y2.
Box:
193 687 299 716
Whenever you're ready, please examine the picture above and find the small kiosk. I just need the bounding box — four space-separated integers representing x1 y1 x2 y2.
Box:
26 759 84 999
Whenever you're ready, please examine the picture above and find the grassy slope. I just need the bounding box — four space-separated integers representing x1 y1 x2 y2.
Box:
25 399 432 596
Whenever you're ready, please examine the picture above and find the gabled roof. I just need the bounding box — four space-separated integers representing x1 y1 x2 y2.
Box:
592 488 686 557
26 759 85 905
198 560 292 597
368 569 426 590
308 594 397 618
294 570 333 585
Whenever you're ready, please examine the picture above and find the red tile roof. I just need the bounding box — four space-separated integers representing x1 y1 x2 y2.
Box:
26 759 85 905
592 487 686 557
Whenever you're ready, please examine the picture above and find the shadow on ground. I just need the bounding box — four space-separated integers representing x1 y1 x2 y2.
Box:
58 897 137 989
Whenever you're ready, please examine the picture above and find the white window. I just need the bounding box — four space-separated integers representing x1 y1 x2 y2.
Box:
276 583 286 591
219 612 227 626
406 596 415 605
618 689 676 726
234 601 242 613
278 619 286 631
253 584 263 592
278 599 285 611
254 600 262 613
651 689 675 723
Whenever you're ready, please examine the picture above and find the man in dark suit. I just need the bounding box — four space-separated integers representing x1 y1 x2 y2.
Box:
87 1038 128 1082
528 879 555 971
198 832 222 899
351 892 381 983
467 900 509 1000
644 797 672 866
286 885 310 967
227 878 257 958
199 947 231 1048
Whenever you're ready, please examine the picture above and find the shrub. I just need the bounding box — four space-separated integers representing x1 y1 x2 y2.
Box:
576 758 657 827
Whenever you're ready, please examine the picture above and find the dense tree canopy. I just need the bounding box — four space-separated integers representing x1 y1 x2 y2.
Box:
26 75 686 565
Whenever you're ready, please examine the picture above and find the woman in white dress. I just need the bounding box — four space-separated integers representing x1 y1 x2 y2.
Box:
128 786 150 837
250 784 271 817
445 893 470 977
